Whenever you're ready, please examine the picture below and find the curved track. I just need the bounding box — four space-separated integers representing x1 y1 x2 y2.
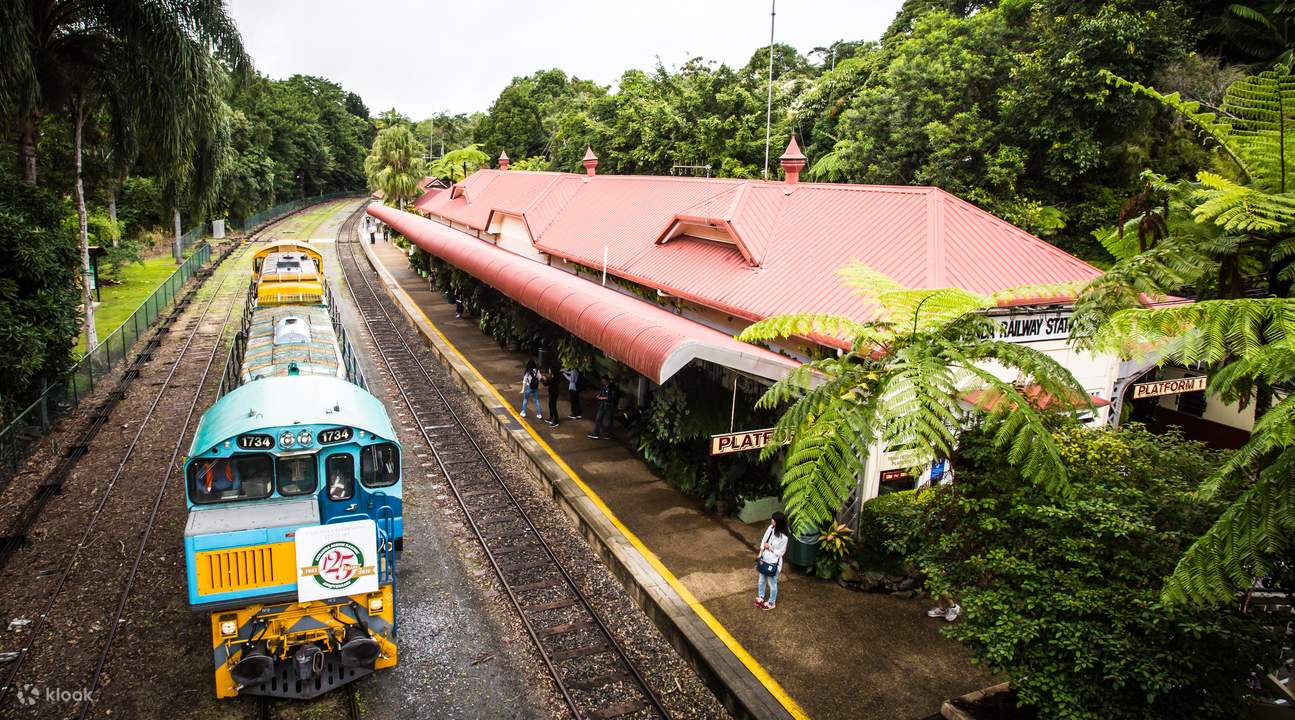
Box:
0 209 320 718
335 206 669 720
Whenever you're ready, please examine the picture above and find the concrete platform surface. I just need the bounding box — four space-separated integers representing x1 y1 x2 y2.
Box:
359 224 996 720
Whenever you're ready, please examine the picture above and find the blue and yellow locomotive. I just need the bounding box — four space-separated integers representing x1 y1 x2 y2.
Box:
183 241 402 699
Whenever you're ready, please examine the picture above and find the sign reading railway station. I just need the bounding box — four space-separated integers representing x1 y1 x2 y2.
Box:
984 310 1075 343
710 428 777 456
1132 376 1208 400
295 520 379 602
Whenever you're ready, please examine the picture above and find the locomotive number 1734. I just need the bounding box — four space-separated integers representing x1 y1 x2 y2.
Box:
236 433 274 450
318 427 353 444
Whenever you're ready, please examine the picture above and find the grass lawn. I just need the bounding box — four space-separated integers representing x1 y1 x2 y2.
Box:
268 200 350 241
73 254 183 355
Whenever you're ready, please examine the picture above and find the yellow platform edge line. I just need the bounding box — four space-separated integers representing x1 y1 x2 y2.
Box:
377 258 810 720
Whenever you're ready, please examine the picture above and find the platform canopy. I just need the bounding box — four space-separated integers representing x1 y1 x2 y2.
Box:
367 205 799 385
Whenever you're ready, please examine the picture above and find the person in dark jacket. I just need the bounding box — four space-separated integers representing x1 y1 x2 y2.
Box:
588 376 614 439
543 368 562 427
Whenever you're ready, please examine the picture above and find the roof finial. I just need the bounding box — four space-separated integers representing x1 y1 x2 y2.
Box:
582 146 598 177
498 150 510 171
779 135 808 185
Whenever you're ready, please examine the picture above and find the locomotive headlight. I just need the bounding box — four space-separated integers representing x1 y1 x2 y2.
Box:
297 430 313 447
279 431 295 448
219 619 237 637
368 597 384 613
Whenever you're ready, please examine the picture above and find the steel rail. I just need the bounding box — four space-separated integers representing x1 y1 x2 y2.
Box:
334 205 668 720
0 239 253 709
75 240 257 719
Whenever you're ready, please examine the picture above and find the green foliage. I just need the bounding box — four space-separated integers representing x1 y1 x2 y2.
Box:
429 144 489 182
216 74 372 219
365 126 427 209
1096 298 1295 604
739 263 1088 534
856 489 934 574
635 370 780 512
813 522 854 580
0 172 80 418
919 422 1273 720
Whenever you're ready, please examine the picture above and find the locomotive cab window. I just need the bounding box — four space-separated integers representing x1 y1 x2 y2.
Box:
326 454 355 501
361 443 400 488
277 455 317 496
189 455 273 504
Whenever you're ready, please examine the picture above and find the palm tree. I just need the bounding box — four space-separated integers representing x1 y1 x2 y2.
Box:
364 126 427 209
737 265 1090 533
2 0 249 349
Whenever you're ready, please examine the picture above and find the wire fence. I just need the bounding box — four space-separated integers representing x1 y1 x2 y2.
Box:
0 242 212 481
0 190 362 484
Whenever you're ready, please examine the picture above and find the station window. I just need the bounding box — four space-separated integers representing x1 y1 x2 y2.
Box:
189 455 273 504
277 455 317 496
326 454 355 501
361 443 400 488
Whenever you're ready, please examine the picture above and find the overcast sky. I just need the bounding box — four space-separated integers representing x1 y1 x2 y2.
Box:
227 0 906 119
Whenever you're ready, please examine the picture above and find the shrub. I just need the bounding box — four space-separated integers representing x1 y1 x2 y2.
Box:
918 422 1275 720
0 172 80 418
855 488 936 574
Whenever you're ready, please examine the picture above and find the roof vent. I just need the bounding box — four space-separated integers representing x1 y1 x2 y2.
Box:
274 316 310 345
582 146 598 177
498 150 510 172
779 135 807 185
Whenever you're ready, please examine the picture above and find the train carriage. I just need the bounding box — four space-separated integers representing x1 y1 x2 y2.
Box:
183 240 402 700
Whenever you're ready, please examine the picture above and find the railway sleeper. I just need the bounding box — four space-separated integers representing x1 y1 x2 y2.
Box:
589 700 649 719
564 670 632 691
538 620 597 639
526 596 580 613
498 559 553 575
547 642 610 662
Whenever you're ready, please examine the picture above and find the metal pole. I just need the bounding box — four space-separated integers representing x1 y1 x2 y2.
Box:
602 246 608 286
762 0 776 180
730 375 738 432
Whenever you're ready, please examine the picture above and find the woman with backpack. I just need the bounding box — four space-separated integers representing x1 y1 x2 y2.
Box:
755 512 789 610
520 360 542 420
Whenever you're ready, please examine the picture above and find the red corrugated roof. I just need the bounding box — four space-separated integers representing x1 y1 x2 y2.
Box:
412 169 1104 343
366 204 799 384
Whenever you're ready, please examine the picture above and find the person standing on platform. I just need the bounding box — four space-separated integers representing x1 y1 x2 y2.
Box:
755 512 789 610
588 376 613 439
562 367 582 419
369 229 376 245
520 361 542 420
454 296 464 319
544 368 562 427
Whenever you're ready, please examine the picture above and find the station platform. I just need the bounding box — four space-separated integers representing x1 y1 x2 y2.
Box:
355 230 995 720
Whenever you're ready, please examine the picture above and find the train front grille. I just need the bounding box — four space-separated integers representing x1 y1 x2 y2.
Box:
196 543 296 595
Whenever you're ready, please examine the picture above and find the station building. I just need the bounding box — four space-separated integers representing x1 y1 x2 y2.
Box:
369 140 1156 500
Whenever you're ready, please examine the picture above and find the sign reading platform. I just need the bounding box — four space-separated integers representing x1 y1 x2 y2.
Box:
1132 376 1207 400
295 520 379 602
710 428 778 456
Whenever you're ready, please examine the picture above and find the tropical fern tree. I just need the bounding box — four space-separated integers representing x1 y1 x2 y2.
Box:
1096 299 1295 604
430 143 490 182
364 126 427 209
1084 64 1295 604
737 264 1091 534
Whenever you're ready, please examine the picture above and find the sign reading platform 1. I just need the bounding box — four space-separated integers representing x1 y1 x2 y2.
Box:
1132 376 1207 400
295 520 379 602
710 428 778 456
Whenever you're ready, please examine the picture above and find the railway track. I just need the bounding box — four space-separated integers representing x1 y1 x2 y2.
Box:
335 206 669 720
0 209 315 719
258 685 361 720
